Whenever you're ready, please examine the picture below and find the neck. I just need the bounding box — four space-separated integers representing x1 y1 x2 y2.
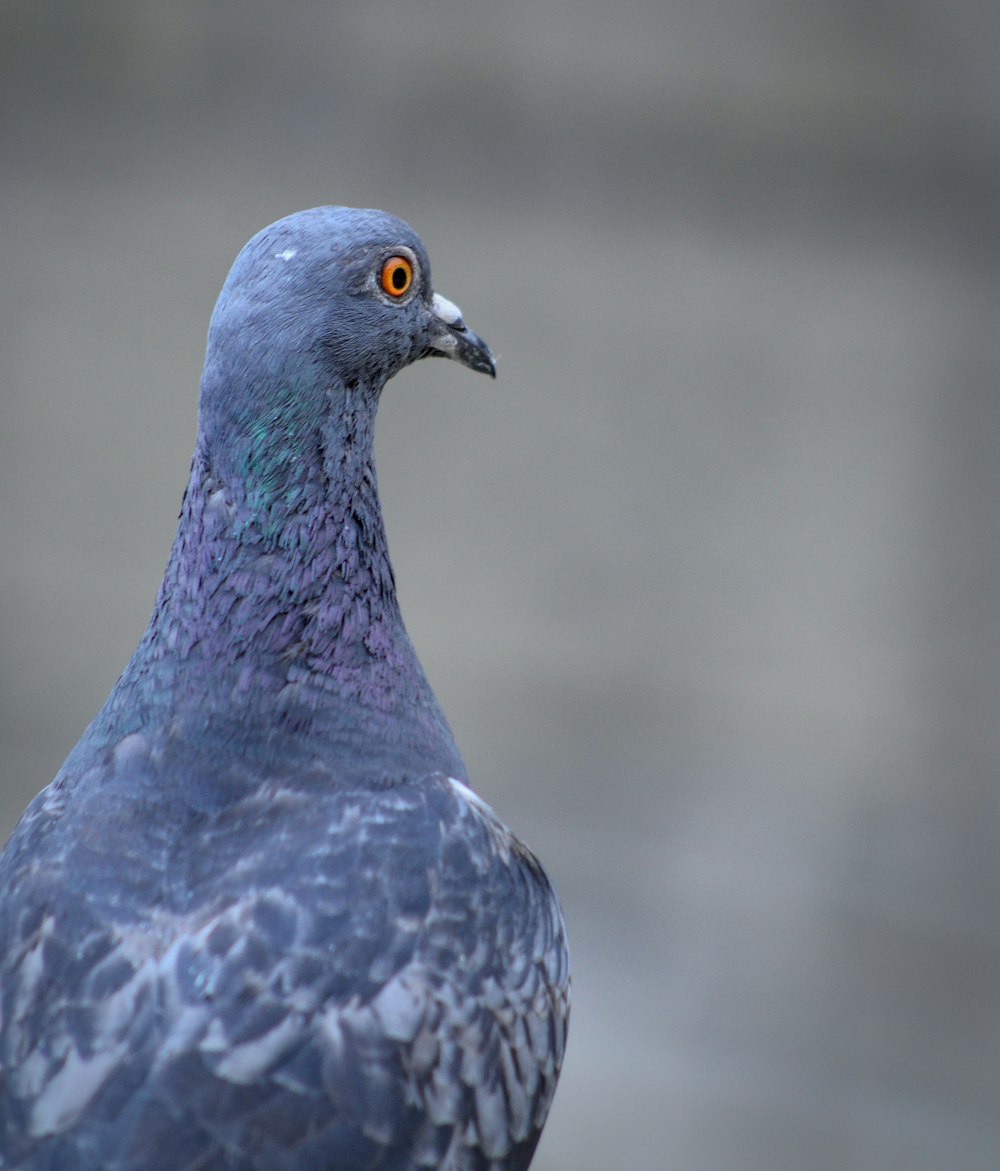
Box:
161 406 397 680
103 382 464 782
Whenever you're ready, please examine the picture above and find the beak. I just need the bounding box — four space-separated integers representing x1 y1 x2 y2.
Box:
425 292 496 378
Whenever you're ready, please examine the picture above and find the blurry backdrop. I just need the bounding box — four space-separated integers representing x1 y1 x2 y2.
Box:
2 3 999 1168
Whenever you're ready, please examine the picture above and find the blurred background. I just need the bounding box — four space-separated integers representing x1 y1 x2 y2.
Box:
2 2 999 1168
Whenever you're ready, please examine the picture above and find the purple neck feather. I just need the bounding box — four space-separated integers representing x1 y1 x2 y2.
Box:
103 380 464 781
156 404 415 699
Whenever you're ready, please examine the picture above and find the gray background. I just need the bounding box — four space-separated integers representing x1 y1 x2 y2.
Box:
2 3 999 1168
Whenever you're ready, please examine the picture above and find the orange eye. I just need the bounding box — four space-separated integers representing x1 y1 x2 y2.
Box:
380 255 413 298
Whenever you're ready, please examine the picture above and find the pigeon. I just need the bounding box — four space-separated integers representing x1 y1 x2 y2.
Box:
0 207 570 1171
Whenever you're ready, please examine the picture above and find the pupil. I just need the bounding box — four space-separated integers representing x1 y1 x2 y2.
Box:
392 266 407 289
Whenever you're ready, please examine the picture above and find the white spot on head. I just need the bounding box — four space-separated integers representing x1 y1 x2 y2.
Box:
432 292 464 328
275 248 297 261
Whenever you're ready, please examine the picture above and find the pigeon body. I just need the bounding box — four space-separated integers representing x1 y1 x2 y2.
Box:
0 208 569 1170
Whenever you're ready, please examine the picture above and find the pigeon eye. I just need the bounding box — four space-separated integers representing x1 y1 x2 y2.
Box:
380 256 413 298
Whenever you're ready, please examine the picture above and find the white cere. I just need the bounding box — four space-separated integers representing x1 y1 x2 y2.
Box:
432 293 464 328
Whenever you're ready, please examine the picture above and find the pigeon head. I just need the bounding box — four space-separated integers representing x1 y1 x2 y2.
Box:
197 206 494 501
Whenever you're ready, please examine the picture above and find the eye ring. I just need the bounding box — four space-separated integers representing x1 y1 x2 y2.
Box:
380 255 414 298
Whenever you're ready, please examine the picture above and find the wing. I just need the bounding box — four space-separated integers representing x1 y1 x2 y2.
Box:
0 769 569 1171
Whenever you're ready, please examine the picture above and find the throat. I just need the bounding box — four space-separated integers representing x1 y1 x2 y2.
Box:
144 425 430 724
95 381 467 786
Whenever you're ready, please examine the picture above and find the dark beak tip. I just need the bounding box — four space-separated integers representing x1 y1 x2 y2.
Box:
454 327 496 380
426 308 496 379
